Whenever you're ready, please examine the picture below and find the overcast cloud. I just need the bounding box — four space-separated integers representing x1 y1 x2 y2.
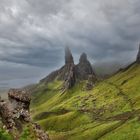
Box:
0 0 140 88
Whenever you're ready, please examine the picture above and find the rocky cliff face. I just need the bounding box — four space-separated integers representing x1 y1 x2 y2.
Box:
0 98 15 131
8 89 31 124
76 53 96 80
40 48 96 91
0 89 49 140
40 47 74 83
61 63 76 92
8 89 31 110
136 45 140 63
65 47 74 65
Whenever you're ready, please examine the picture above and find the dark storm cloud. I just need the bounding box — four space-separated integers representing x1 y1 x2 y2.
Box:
0 0 140 87
0 46 63 67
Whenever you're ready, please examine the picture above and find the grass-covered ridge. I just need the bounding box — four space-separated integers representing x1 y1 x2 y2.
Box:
31 63 140 140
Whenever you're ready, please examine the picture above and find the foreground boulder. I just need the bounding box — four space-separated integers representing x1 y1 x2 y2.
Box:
0 89 49 140
0 98 15 130
8 89 31 123
8 89 31 110
41 47 75 82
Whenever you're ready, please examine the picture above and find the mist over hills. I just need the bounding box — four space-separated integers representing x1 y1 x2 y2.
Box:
94 61 130 77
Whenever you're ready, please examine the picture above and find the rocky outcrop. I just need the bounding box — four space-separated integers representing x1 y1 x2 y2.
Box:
0 89 49 140
32 123 50 140
61 48 76 91
40 47 76 91
76 53 96 80
8 89 31 123
40 47 74 83
40 48 96 91
8 89 31 110
65 47 74 65
0 98 15 131
62 63 76 92
8 89 31 102
136 45 140 63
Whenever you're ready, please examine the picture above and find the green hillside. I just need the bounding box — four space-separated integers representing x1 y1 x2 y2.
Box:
31 63 140 140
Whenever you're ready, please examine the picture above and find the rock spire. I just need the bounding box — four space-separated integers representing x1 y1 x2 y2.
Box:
40 48 97 91
76 53 96 80
136 45 140 63
65 47 74 65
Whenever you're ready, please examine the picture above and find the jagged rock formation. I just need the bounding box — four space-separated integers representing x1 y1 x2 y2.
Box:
40 47 96 91
8 89 31 110
65 47 74 65
41 47 75 84
76 53 96 80
0 98 15 131
61 47 76 91
136 45 140 63
0 89 49 140
62 63 76 92
8 89 31 123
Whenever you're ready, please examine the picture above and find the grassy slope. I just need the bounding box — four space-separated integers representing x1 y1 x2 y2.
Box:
31 63 140 140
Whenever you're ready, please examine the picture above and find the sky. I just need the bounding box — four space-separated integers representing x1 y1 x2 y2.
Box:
0 0 140 89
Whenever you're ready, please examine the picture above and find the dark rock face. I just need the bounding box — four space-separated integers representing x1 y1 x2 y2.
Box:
76 53 96 81
62 64 76 92
40 47 76 91
0 98 15 130
65 47 74 65
79 53 88 63
136 45 140 63
8 89 31 110
40 47 74 84
0 89 31 131
61 48 76 91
